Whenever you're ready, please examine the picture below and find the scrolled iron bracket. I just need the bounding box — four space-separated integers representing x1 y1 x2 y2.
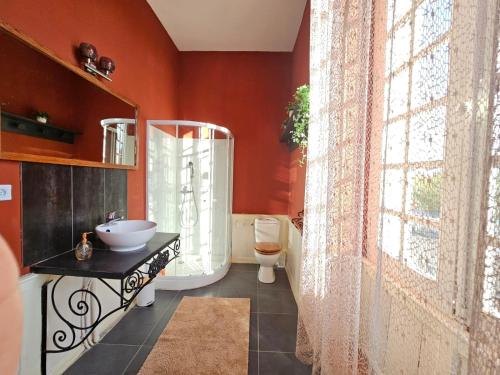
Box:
40 238 180 375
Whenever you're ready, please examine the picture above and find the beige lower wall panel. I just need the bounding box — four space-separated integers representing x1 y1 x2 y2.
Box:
231 214 289 265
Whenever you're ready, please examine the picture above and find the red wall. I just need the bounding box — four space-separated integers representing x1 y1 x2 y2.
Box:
0 29 134 160
0 0 179 270
288 1 310 218
179 52 292 214
0 0 309 272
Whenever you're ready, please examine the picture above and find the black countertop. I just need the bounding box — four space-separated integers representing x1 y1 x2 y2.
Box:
30 232 180 279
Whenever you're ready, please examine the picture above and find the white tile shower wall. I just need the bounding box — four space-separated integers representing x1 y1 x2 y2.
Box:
148 127 231 276
231 214 289 265
18 274 128 375
178 137 229 262
285 220 302 302
147 126 177 233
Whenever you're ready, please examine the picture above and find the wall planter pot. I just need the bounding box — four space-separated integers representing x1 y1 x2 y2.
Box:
279 117 299 151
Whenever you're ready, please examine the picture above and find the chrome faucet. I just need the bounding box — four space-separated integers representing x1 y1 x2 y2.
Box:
105 210 124 224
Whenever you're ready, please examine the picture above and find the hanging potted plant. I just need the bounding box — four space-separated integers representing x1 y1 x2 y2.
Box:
280 84 309 164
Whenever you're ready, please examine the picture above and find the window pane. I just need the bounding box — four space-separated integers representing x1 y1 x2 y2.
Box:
403 222 439 279
380 214 401 258
382 120 406 164
413 0 453 55
493 84 500 156
386 69 409 119
408 105 446 163
406 168 442 220
411 43 450 109
482 246 500 318
487 167 500 238
386 21 412 76
387 0 413 30
386 0 395 30
381 169 404 212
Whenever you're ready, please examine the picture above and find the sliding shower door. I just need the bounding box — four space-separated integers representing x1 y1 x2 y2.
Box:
147 120 233 289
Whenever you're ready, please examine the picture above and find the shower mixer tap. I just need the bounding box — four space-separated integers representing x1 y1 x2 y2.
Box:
188 161 194 178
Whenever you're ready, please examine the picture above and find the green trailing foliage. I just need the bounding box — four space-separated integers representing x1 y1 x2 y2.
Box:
284 84 309 165
410 172 442 216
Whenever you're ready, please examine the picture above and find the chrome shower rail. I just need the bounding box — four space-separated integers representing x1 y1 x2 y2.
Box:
146 119 234 138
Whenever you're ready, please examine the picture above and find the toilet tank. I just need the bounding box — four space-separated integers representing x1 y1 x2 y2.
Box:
255 217 280 243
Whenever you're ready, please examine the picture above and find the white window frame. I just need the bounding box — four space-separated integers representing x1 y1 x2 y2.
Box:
375 0 497 324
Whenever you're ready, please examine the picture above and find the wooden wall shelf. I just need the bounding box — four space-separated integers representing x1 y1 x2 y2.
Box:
1 111 79 144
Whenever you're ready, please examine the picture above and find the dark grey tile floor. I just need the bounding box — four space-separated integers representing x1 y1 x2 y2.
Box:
65 264 311 375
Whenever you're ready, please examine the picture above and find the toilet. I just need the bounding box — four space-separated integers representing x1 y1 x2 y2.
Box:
254 217 281 283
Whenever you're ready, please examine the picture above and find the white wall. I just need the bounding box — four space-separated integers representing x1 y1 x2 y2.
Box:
18 274 129 375
285 220 302 301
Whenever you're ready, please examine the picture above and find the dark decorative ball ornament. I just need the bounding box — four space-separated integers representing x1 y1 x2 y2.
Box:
78 42 98 65
99 57 116 76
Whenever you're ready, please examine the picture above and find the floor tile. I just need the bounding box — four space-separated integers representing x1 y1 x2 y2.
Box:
154 290 179 307
67 263 305 374
258 288 298 314
178 285 219 297
64 343 139 375
250 313 258 350
123 345 153 374
259 314 298 352
259 352 311 375
143 306 177 347
100 308 161 345
258 269 291 290
217 287 257 312
248 350 258 375
134 290 178 316
218 269 258 291
230 263 259 272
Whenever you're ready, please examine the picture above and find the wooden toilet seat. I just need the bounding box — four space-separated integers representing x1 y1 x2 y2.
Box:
255 242 281 255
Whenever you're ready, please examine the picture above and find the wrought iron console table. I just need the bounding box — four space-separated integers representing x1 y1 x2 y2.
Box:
30 232 180 375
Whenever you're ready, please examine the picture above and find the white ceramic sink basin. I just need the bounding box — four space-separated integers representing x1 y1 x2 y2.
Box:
96 220 157 252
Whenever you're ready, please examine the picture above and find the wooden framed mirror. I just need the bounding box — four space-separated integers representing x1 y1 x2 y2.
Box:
0 22 138 169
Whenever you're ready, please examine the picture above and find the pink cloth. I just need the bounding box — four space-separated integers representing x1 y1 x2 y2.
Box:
0 235 22 375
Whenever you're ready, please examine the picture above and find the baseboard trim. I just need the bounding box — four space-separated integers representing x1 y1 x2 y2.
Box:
231 256 258 264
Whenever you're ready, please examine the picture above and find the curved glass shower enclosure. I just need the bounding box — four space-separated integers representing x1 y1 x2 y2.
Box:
147 120 233 289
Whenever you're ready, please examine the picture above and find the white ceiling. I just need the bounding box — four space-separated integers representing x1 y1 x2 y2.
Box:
147 0 307 52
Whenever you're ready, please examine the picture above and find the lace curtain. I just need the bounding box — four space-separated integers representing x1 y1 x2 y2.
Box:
296 0 372 372
297 0 500 373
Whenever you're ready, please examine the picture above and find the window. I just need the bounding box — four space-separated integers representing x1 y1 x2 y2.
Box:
374 0 499 323
482 43 500 318
379 0 452 280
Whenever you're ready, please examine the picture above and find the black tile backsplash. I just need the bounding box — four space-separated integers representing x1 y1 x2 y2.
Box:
22 163 72 266
21 163 127 267
72 167 105 246
104 169 127 218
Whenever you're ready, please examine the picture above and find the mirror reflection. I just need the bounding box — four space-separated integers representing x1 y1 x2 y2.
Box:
0 26 137 167
101 118 136 165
